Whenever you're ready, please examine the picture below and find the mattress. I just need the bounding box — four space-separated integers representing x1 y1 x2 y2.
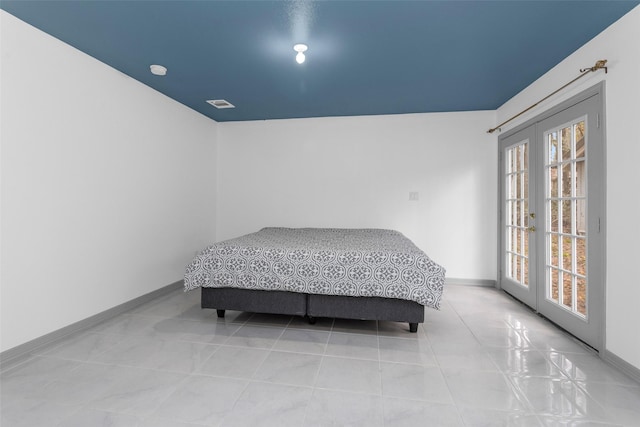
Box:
184 228 445 309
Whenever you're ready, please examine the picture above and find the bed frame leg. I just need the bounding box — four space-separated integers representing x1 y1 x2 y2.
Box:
409 323 418 333
307 315 317 325
216 309 225 318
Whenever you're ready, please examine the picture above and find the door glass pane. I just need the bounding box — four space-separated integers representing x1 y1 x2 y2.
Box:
561 200 572 234
563 273 573 309
577 199 586 236
550 200 559 233
545 119 587 318
577 277 587 316
550 268 559 302
505 152 513 174
562 236 573 271
549 166 558 197
549 132 558 164
561 163 572 198
576 238 586 276
575 160 586 197
575 122 586 159
550 234 559 269
561 126 572 161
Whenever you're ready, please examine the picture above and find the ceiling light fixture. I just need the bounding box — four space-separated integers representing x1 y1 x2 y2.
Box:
293 44 308 64
206 99 235 109
150 64 167 76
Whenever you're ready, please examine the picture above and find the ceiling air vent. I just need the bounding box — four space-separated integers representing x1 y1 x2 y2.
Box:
206 99 235 109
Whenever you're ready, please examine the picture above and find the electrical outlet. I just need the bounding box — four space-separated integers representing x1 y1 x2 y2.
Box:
409 192 419 201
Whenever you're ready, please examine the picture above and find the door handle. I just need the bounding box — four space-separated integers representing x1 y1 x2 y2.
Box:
527 226 536 232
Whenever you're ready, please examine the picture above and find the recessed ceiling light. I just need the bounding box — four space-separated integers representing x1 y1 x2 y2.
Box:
150 64 167 76
294 44 308 64
206 99 235 109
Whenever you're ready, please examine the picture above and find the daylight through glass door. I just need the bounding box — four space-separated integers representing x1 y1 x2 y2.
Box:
506 142 529 287
545 119 587 317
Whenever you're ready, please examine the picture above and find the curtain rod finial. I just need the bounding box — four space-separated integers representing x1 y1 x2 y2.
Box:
581 59 608 74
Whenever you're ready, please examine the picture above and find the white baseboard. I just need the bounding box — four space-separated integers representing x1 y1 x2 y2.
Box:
0 280 183 371
446 277 497 287
602 349 640 384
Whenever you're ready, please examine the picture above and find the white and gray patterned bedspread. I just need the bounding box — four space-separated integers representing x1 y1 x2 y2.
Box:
184 228 445 309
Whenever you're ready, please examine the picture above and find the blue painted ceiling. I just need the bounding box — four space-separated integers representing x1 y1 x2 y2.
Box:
2 1 637 122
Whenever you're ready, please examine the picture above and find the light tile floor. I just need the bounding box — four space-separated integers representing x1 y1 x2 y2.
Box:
1 285 639 426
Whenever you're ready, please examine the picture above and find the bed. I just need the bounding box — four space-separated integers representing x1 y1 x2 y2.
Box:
184 228 445 332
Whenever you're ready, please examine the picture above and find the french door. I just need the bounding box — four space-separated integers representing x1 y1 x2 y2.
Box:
499 87 605 350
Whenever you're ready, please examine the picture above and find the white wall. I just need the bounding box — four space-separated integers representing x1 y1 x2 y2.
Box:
217 111 497 281
496 6 640 369
0 12 217 352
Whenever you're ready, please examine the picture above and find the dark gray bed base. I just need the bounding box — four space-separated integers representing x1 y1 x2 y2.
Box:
201 287 425 332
